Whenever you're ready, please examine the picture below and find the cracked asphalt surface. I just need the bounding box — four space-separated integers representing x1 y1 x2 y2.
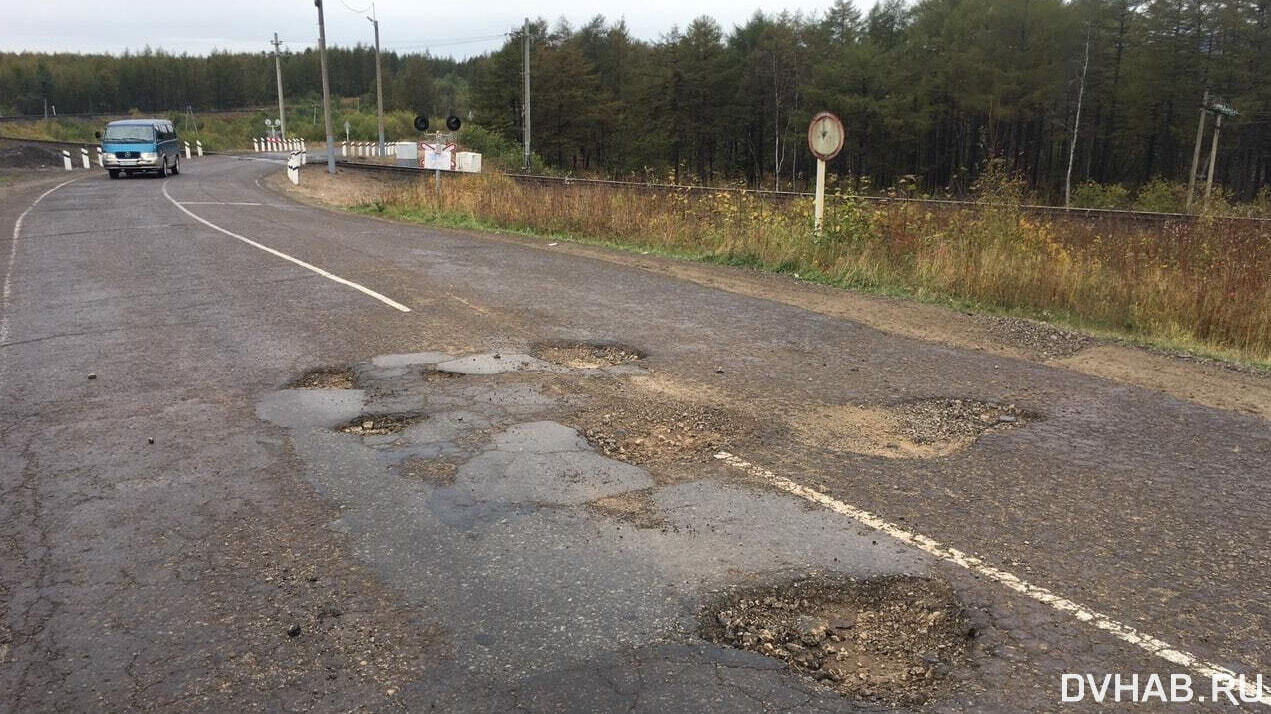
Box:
1 158 1268 712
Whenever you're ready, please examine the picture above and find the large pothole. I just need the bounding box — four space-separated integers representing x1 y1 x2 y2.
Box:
702 575 974 705
571 391 749 468
533 341 645 370
799 398 1036 459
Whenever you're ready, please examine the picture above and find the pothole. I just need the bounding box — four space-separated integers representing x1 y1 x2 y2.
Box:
400 456 460 486
586 488 667 529
573 396 745 467
338 413 426 436
798 398 1036 459
289 367 357 390
702 575 973 706
534 342 645 370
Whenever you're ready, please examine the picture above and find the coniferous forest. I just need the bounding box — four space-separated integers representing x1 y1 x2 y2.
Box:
2 0 1269 199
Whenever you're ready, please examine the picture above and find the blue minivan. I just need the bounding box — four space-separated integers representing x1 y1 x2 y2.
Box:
97 119 181 179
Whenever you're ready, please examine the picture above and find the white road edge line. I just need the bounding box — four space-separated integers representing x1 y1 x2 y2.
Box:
162 183 410 312
177 201 265 206
3 178 78 345
713 451 1271 706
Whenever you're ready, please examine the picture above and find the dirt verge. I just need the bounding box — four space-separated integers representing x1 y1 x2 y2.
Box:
701 574 973 705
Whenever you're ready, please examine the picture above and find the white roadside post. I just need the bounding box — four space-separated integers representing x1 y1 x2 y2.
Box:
62 150 72 171
96 147 103 167
80 147 90 169
184 141 191 159
196 140 203 157
253 138 259 152
287 151 301 185
807 112 845 236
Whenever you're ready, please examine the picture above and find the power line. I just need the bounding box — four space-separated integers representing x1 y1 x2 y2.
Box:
339 0 374 14
384 33 510 50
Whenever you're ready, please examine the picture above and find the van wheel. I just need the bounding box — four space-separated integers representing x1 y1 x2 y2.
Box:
170 156 180 175
157 158 168 178
108 169 120 179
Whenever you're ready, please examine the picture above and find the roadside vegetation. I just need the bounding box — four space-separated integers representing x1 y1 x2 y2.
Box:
353 170 1271 365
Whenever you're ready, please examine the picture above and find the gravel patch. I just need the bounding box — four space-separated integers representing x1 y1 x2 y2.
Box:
702 574 974 705
980 315 1094 359
290 367 358 390
534 342 644 370
338 413 427 436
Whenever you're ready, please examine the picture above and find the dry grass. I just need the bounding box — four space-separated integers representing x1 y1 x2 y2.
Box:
357 172 1271 362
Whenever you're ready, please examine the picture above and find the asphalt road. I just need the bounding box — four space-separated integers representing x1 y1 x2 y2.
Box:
1 157 1267 712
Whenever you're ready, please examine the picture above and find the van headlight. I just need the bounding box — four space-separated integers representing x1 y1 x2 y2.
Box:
141 152 158 160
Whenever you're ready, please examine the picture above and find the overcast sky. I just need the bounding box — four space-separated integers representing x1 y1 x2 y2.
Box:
6 0 843 59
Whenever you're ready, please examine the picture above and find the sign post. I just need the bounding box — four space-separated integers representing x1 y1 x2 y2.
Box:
807 112 845 235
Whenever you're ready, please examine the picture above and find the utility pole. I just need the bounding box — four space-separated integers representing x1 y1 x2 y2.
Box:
1187 89 1208 210
316 0 337 174
367 5 385 157
1065 25 1090 209
1204 112 1223 204
522 18 532 172
271 32 287 143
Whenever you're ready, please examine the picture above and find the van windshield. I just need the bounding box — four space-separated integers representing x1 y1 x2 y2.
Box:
103 125 156 143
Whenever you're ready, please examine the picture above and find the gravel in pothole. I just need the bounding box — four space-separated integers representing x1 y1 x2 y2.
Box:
338 413 426 436
533 342 644 370
586 488 667 529
289 367 357 390
895 398 1031 443
573 397 744 467
399 455 461 486
981 315 1094 359
702 575 974 705
799 398 1034 459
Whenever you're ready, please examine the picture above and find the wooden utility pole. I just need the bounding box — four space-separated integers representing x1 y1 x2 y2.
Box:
523 18 532 172
316 0 336 174
1204 113 1223 204
368 5 385 157
271 33 287 143
1187 90 1208 210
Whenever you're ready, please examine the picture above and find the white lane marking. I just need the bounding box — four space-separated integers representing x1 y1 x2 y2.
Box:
713 451 1271 706
2 179 78 345
177 201 264 206
161 183 410 313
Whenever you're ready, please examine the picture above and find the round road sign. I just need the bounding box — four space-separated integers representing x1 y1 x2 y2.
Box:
807 111 845 161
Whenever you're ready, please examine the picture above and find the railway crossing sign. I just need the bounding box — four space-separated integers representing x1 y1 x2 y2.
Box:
807 111 844 235
808 112 844 161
